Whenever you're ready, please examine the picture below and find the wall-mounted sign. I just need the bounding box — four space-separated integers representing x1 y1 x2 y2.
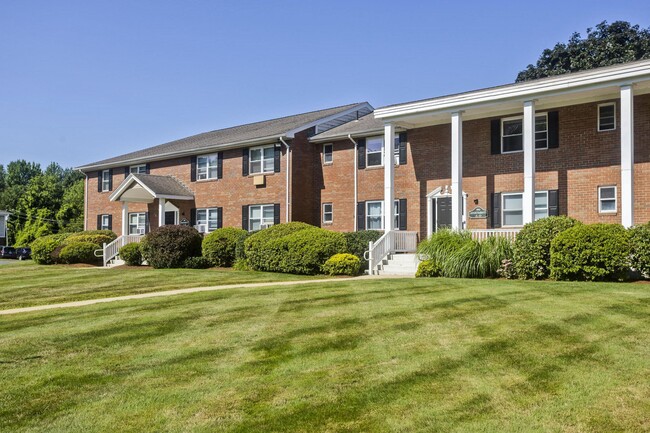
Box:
469 206 488 219
180 218 190 226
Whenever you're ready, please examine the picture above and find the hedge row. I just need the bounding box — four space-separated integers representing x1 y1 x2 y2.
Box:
31 230 117 265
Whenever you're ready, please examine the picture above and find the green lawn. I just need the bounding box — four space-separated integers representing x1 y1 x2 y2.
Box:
1 276 649 432
0 261 321 309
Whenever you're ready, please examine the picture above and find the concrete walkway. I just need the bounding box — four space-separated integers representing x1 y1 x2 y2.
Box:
0 276 381 316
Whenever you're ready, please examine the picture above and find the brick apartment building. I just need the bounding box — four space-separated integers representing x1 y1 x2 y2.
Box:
79 60 650 258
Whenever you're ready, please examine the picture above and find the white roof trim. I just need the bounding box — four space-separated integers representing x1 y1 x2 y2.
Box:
109 174 194 202
309 125 405 143
375 60 650 120
284 102 373 138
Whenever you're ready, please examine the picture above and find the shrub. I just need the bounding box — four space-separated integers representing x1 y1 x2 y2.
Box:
415 259 442 278
234 231 252 261
58 242 101 265
513 216 581 279
31 233 71 264
233 258 252 272
182 256 213 269
244 222 314 272
120 243 142 266
417 229 473 264
140 225 203 269
630 223 650 277
444 235 513 279
550 224 631 281
323 253 361 276
497 259 517 279
343 230 382 269
202 227 248 267
63 230 117 247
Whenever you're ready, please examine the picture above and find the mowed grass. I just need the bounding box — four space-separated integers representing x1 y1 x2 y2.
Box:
1 277 650 432
0 261 320 309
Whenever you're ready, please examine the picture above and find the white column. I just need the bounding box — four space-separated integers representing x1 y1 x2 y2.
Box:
621 85 635 228
121 202 129 236
384 122 395 233
523 100 536 225
451 111 463 230
158 198 166 228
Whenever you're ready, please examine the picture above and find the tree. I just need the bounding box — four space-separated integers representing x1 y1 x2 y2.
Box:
56 179 85 233
5 160 41 187
516 21 650 82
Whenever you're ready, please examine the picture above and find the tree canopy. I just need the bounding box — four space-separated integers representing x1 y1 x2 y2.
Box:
516 21 650 82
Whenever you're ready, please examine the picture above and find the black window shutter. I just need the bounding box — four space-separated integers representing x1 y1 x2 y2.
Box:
399 198 407 231
97 171 102 192
242 205 249 230
357 202 365 230
548 189 559 216
274 145 281 173
217 207 223 229
357 138 366 169
107 215 113 231
190 208 196 227
491 193 501 228
190 156 197 182
217 152 223 179
273 203 281 225
96 214 102 230
242 148 249 176
491 119 501 155
398 132 407 165
145 163 151 174
108 169 113 191
144 212 150 233
124 167 129 178
548 111 559 148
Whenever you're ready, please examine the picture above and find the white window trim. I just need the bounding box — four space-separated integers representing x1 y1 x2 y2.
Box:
196 208 219 232
364 199 401 230
101 215 110 231
249 145 275 175
501 113 548 154
322 203 333 223
365 134 401 167
130 164 147 174
323 143 333 165
249 204 275 231
597 102 617 132
196 153 219 181
501 191 549 227
535 191 549 220
128 212 146 235
366 200 384 230
101 169 110 192
598 185 617 214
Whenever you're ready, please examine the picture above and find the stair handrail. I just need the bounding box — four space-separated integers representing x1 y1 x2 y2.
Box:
100 235 143 267
365 230 419 275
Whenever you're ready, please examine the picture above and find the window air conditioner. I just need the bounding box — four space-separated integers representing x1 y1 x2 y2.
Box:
195 224 207 233
137 228 146 235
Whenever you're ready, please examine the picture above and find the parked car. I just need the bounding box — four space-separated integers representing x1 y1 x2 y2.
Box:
0 246 17 259
16 247 31 260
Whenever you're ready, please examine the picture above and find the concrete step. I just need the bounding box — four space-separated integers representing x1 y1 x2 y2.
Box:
377 269 417 276
107 259 125 268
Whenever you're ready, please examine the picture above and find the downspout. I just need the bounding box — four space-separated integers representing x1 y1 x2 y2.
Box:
279 137 291 223
347 134 358 231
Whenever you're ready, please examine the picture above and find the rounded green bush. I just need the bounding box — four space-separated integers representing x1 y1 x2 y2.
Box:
202 227 248 267
244 222 314 272
140 225 203 269
30 233 71 264
58 242 101 265
343 230 382 269
513 216 581 279
182 256 213 269
119 243 143 266
63 230 117 247
415 259 442 278
323 253 361 276
550 223 631 281
630 223 650 278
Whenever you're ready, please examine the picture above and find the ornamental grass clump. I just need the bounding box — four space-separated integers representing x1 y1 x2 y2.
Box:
417 229 472 265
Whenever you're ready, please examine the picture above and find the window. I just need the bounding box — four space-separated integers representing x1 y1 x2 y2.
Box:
197 154 219 180
128 213 146 235
502 191 549 227
598 186 617 213
250 146 275 174
323 144 333 164
394 200 401 230
130 164 147 174
366 201 383 230
196 208 219 232
598 103 616 131
366 135 401 167
501 114 548 153
249 204 275 231
100 215 111 231
101 169 110 192
323 203 333 223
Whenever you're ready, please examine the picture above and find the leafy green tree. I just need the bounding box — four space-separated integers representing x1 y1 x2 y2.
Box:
56 179 85 233
5 160 41 187
516 21 650 82
0 164 5 191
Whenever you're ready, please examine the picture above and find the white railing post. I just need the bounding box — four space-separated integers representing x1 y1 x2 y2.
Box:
368 240 374 275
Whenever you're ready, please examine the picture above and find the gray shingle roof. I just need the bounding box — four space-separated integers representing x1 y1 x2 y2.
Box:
310 113 403 142
78 102 369 170
131 174 194 198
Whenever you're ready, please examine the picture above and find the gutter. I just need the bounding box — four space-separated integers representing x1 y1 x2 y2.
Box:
347 134 358 231
279 137 291 223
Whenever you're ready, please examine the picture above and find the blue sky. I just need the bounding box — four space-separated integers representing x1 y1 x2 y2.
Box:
1 0 648 168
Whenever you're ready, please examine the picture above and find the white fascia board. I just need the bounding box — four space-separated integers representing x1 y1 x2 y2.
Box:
109 175 158 202
375 61 650 121
157 194 194 201
309 125 405 143
284 103 374 138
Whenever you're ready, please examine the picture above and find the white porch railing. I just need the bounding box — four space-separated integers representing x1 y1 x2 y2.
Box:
98 235 143 267
470 229 521 242
366 230 418 275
